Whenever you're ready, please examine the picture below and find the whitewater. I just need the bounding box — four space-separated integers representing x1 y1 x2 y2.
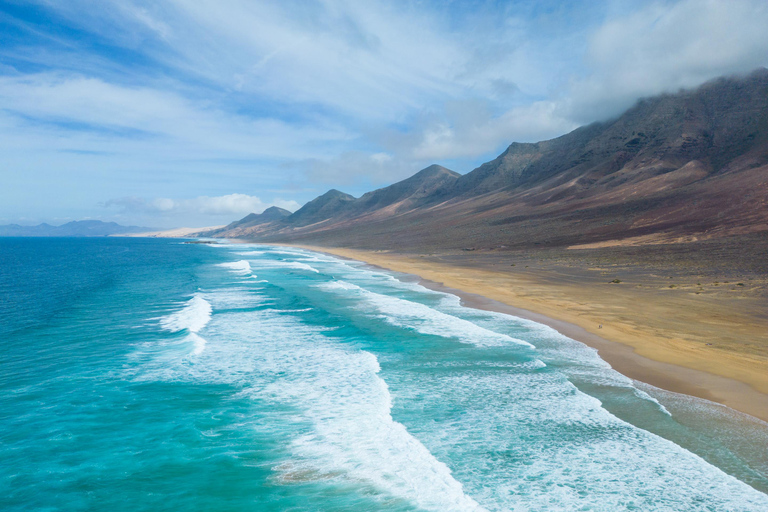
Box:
1 237 767 511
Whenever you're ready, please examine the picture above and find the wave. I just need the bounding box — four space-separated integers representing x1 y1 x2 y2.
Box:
188 333 207 355
136 251 768 510
359 283 672 417
147 297 484 511
159 293 212 355
253 321 485 511
216 260 252 275
268 261 320 274
204 288 270 310
317 280 533 348
160 293 212 333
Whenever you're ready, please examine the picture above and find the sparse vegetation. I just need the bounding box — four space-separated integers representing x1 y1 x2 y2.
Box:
610 279 622 284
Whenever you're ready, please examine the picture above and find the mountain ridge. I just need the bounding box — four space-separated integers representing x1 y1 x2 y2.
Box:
206 68 768 250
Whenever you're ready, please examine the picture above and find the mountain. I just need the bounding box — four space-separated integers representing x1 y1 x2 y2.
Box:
285 189 356 228
210 68 768 251
452 68 768 197
200 206 292 237
346 164 460 218
0 220 154 237
210 165 462 239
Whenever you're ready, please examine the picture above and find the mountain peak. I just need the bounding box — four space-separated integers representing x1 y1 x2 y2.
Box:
411 164 460 180
259 206 293 220
319 189 355 200
286 189 356 227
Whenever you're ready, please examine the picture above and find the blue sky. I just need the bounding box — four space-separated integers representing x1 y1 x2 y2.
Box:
1 0 767 228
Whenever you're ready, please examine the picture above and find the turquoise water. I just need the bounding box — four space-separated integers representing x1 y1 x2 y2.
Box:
1 237 767 511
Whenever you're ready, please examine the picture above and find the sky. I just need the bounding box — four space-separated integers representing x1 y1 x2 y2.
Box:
1 0 767 228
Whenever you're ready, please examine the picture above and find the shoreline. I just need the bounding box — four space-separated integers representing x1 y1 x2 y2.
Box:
282 243 768 423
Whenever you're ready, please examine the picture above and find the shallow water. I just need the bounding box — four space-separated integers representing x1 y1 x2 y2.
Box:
1 237 766 511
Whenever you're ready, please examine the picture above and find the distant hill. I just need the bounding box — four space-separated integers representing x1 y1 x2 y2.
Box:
345 165 460 218
285 189 356 228
199 206 292 237
0 220 154 237
209 68 768 251
212 165 461 238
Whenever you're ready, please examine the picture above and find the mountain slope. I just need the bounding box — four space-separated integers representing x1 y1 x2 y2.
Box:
454 67 768 198
200 206 292 237
214 165 461 238
347 164 460 218
213 68 768 251
285 189 356 228
234 206 292 227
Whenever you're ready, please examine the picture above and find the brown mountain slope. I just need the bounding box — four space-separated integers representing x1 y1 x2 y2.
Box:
201 206 292 237
218 164 460 238
237 69 768 250
211 69 768 251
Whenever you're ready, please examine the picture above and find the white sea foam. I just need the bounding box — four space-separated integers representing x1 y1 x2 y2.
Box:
159 294 212 333
266 308 313 313
355 278 673 417
254 260 320 274
404 367 768 511
188 333 207 355
203 288 269 309
137 248 768 510
158 293 213 355
264 345 486 512
146 301 485 511
216 260 252 275
282 261 320 273
317 280 533 348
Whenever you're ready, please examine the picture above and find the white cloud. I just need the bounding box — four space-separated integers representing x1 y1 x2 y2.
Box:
375 100 577 161
105 194 300 216
4 0 768 227
0 73 350 159
568 0 768 121
181 194 298 216
300 151 416 186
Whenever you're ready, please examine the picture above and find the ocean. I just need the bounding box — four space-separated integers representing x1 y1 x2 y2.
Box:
1 237 767 511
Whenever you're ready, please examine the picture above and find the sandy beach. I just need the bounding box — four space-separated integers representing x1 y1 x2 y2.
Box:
287 244 768 423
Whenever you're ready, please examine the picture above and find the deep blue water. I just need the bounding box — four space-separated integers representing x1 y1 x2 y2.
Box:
1 237 767 511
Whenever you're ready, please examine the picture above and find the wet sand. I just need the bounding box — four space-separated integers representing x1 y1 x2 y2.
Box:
288 244 768 423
